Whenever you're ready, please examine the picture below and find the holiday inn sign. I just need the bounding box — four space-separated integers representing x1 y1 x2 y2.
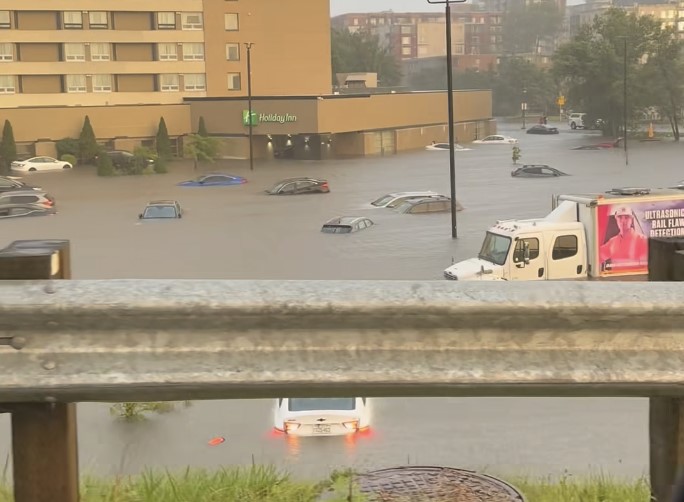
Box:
242 110 298 126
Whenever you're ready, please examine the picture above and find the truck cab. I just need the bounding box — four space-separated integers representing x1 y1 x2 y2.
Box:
444 218 587 281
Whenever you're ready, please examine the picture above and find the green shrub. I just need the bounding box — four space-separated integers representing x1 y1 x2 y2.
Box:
153 156 168 174
131 146 157 175
96 152 115 177
60 154 77 166
56 138 79 159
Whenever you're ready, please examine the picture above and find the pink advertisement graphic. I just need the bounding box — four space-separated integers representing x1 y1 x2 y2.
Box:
597 199 684 276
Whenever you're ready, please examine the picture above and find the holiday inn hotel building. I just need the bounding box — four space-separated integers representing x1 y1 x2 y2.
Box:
0 1 494 160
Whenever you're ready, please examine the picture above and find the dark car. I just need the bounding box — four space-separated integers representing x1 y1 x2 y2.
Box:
0 203 56 219
394 196 463 214
177 173 247 187
0 176 41 193
266 177 330 195
0 190 55 208
98 150 155 169
139 200 183 220
321 216 374 234
511 165 569 178
527 124 559 135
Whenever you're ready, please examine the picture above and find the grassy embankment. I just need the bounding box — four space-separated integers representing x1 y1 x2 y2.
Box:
0 466 651 501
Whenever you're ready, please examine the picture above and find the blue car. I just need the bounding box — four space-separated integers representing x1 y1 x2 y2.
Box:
177 173 247 187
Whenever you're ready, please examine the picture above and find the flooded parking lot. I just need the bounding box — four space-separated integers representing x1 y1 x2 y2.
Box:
1 123 680 480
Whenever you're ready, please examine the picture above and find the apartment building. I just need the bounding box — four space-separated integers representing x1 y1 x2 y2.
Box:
0 1 494 160
332 10 503 71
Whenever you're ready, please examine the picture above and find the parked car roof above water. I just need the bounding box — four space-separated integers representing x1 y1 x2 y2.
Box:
526 124 559 135
511 165 569 178
370 191 441 208
177 173 247 187
394 195 463 214
139 200 183 219
266 177 330 195
321 216 374 233
0 176 40 193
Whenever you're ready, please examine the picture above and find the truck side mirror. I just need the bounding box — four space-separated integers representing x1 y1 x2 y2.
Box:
523 242 531 265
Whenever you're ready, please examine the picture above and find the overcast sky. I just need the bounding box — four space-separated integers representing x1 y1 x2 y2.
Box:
330 0 444 16
329 0 581 15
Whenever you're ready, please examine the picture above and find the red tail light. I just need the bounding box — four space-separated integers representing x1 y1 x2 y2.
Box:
322 183 329 189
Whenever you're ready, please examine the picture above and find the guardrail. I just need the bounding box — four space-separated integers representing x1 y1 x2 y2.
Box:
1 279 684 402
1 240 683 502
1 279 683 502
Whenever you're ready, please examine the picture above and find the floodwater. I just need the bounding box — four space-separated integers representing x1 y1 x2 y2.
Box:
1 122 681 480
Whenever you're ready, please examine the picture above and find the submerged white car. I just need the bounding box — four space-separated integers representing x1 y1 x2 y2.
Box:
11 156 73 172
273 397 371 436
425 142 471 151
370 191 442 208
472 135 518 145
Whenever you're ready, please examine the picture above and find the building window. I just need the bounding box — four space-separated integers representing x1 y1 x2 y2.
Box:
157 43 177 61
182 43 204 61
401 36 411 44
66 74 87 93
0 11 9 29
64 43 86 61
0 75 14 93
401 25 411 34
88 11 108 29
181 12 203 30
63 11 83 29
0 43 12 61
227 72 241 90
184 73 206 91
93 74 112 92
402 47 411 56
157 12 176 29
225 43 240 61
90 43 111 61
160 74 179 91
225 13 239 31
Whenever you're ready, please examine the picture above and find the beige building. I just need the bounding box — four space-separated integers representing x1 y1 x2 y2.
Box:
0 1 494 160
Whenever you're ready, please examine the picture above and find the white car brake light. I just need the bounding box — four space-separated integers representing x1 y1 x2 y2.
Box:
284 422 301 433
342 420 359 431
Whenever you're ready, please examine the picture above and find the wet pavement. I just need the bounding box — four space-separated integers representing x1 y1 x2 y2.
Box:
1 121 681 480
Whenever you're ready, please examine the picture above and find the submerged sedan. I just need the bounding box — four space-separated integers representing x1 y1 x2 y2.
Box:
472 135 518 145
511 165 569 178
266 177 329 195
526 124 559 135
177 173 247 187
274 397 370 436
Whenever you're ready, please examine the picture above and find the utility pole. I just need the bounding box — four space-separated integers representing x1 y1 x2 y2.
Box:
244 43 254 171
622 36 629 166
428 0 467 239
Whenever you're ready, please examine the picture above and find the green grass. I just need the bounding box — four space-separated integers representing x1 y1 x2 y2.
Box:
0 467 652 502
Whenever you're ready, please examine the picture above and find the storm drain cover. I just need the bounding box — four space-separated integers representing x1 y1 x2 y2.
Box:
354 465 526 502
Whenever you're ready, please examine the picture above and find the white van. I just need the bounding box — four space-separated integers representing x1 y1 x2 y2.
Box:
568 112 586 129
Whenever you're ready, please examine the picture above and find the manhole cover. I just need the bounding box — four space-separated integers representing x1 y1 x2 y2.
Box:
355 465 526 502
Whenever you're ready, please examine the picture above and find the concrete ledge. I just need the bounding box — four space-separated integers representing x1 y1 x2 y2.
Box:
0 280 683 402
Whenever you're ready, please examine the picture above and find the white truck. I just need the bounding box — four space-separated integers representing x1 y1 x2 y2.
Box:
443 188 684 281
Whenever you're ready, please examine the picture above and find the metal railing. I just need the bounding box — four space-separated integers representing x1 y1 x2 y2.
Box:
1 278 684 501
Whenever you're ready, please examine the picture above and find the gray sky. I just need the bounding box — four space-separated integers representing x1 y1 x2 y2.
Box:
330 0 444 16
330 0 581 15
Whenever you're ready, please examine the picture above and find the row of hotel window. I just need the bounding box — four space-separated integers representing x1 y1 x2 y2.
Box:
0 73 243 93
0 43 242 62
0 11 240 31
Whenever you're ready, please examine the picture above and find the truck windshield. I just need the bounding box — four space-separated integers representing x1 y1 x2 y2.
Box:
478 231 511 266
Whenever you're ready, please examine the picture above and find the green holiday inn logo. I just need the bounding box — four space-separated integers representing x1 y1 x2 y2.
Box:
242 110 297 126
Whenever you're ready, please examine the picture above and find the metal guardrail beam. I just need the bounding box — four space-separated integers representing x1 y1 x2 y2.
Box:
1 279 684 402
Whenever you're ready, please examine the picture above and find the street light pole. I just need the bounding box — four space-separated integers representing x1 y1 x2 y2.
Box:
428 0 466 240
245 43 254 171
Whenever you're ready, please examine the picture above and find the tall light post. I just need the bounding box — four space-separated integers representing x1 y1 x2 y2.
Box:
428 0 466 240
244 43 254 171
521 86 528 129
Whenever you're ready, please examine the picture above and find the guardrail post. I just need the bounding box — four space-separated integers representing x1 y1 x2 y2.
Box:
0 240 79 502
649 237 684 501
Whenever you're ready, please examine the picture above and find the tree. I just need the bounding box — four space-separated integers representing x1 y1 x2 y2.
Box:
155 117 172 160
78 115 99 163
197 116 208 137
0 120 16 174
552 8 674 137
184 134 220 171
502 1 564 55
331 28 401 87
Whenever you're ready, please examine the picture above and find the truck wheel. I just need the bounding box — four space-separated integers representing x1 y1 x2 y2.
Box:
570 122 577 130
